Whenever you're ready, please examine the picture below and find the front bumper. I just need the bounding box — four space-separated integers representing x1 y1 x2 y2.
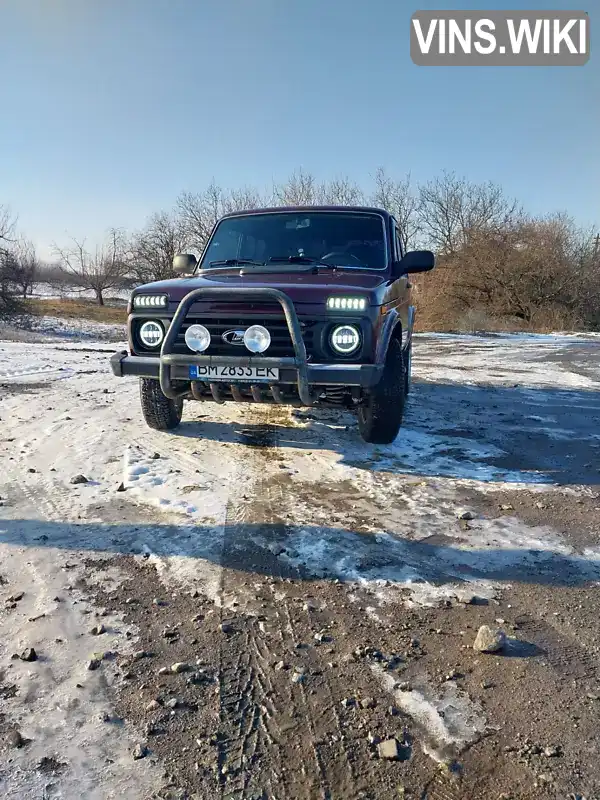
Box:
110 351 383 388
116 286 382 406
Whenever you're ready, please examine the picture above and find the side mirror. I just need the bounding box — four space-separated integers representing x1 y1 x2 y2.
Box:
173 253 197 275
394 250 435 276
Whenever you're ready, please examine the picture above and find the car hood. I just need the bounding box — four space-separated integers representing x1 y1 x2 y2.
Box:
134 268 390 306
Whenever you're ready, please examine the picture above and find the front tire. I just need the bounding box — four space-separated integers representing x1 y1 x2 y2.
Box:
139 378 183 431
358 338 405 445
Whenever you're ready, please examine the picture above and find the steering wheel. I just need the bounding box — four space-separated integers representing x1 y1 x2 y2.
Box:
321 251 363 266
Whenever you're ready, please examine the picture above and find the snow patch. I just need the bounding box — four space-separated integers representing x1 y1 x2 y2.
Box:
280 490 600 606
9 314 125 341
374 666 486 762
122 444 221 521
0 536 163 800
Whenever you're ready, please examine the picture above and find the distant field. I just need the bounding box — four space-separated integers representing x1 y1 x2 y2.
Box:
24 297 127 325
28 281 131 303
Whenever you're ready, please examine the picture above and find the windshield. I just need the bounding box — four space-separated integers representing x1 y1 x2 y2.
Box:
199 211 388 270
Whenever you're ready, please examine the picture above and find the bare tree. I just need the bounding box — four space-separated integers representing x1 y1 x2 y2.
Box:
0 248 19 307
318 175 364 206
0 204 17 245
176 181 225 254
11 238 39 298
0 206 20 307
272 169 319 206
53 228 128 305
438 212 599 328
130 211 188 284
222 186 268 215
371 167 421 251
419 171 520 255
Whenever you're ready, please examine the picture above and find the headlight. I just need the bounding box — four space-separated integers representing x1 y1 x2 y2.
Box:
326 296 367 311
244 325 271 353
330 324 361 355
133 294 168 308
185 324 211 352
139 320 164 348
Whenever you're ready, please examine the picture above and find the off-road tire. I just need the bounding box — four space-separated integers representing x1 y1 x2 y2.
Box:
404 340 412 396
139 378 183 431
358 338 405 444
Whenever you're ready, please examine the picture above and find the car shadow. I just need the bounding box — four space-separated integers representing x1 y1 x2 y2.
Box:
171 379 600 486
1 518 599 592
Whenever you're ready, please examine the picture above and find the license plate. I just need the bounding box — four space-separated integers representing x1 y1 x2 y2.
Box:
189 364 279 382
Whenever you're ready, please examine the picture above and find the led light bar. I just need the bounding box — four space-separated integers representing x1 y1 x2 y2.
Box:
132 294 168 308
326 296 367 311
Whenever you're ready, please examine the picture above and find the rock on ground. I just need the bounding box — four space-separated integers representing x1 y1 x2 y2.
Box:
473 625 506 653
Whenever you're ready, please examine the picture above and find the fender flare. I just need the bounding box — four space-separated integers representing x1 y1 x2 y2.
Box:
374 305 415 365
405 304 416 351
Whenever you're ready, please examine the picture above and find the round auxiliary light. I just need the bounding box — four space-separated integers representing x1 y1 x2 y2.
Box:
243 324 271 353
330 324 361 355
139 320 164 348
185 324 211 353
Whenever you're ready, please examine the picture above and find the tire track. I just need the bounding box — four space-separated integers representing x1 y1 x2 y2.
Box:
514 612 600 682
216 496 293 800
215 411 357 800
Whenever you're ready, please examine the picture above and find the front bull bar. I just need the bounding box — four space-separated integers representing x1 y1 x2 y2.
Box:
158 287 315 406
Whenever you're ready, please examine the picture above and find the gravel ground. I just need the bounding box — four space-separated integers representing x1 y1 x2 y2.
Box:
0 330 599 799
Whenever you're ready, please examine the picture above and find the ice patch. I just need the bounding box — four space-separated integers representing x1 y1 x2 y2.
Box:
374 666 486 762
279 496 600 606
388 429 546 484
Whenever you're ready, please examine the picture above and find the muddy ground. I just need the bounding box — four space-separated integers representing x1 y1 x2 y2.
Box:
1 332 599 800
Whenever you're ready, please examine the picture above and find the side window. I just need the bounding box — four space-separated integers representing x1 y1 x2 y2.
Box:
391 221 403 262
396 229 404 260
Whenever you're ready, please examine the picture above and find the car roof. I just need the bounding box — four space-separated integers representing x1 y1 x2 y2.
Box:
219 205 393 220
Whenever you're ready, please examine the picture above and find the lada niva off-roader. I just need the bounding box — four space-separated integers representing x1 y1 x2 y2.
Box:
110 206 435 444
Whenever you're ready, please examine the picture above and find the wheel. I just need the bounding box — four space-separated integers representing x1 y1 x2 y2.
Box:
139 378 183 431
358 338 405 444
404 340 412 396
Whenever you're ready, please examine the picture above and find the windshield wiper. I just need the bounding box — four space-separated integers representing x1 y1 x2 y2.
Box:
208 258 265 267
268 255 337 269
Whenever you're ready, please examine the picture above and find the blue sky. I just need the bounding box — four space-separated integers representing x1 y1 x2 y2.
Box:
1 0 598 260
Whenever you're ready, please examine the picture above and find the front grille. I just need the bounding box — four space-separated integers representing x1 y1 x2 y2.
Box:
173 316 317 359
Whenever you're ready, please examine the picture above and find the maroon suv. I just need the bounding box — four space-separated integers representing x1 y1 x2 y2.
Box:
110 206 434 444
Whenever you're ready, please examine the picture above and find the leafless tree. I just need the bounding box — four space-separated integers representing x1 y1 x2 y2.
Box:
0 206 20 307
371 167 421 251
0 204 17 245
318 175 364 206
130 211 188 284
11 238 39 298
272 169 319 206
273 170 366 208
53 228 128 305
222 186 268 215
419 171 520 255
176 181 225 254
0 248 18 307
436 213 599 328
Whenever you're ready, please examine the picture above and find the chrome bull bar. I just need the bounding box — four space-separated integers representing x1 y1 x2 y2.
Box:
158 287 315 406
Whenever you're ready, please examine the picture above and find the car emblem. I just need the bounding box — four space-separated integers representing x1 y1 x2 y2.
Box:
222 329 246 345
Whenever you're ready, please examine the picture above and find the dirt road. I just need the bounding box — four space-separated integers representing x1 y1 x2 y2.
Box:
1 330 600 799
